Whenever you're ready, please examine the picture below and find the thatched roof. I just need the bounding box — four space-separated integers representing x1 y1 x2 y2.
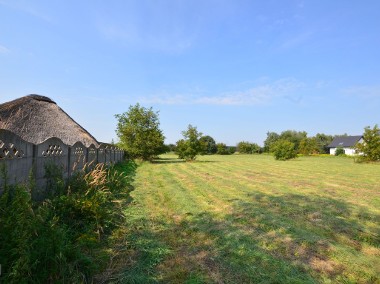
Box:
0 94 99 147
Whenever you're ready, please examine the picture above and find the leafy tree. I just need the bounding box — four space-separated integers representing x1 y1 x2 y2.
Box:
355 124 380 162
175 125 203 161
115 103 165 161
279 130 307 151
199 135 217 155
237 141 253 154
264 132 280 152
166 144 176 152
314 133 334 154
160 144 171 153
228 146 237 154
175 139 187 160
270 139 297 160
216 143 229 155
237 141 261 154
298 137 319 155
251 143 261 154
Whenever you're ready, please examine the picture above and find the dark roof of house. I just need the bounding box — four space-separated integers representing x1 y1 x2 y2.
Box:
327 136 362 148
0 94 99 147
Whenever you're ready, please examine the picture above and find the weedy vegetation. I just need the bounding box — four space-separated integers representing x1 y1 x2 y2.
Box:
0 160 136 283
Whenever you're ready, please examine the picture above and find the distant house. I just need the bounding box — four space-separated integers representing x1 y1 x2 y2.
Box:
327 136 363 155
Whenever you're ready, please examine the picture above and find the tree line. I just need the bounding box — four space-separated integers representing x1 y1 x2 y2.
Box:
115 104 380 162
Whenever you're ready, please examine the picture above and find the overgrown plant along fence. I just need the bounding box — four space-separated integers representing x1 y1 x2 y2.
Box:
0 129 125 198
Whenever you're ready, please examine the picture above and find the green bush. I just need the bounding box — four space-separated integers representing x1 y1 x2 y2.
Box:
0 160 136 282
237 141 261 154
270 139 297 160
335 147 345 156
216 143 230 155
199 135 217 155
355 124 380 162
228 146 237 154
298 137 319 155
176 125 203 161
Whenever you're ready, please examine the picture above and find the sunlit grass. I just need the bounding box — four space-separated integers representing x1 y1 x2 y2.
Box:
115 154 380 283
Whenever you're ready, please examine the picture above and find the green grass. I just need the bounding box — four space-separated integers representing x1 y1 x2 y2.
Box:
111 154 380 283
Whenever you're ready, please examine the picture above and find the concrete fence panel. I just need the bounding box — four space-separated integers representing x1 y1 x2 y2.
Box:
0 130 33 188
0 128 125 198
70 141 87 173
98 144 106 164
87 144 97 168
35 137 69 190
105 145 111 166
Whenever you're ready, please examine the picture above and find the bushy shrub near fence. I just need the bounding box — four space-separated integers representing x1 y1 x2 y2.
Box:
0 160 136 283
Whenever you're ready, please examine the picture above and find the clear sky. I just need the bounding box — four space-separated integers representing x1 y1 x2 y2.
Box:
1 0 379 145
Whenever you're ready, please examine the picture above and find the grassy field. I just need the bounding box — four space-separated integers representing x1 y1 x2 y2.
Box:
108 154 380 283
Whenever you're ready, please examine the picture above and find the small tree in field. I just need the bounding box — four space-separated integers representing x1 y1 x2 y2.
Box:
264 132 280 152
237 141 252 154
355 124 380 162
250 143 261 154
175 125 203 161
199 135 217 155
115 103 165 161
216 143 229 155
228 146 237 154
270 139 297 160
298 137 319 155
237 141 261 154
315 133 334 154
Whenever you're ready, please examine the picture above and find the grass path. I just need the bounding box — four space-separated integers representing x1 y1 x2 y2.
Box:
114 154 380 283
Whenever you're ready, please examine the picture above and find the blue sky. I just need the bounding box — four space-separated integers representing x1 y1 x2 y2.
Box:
1 0 379 145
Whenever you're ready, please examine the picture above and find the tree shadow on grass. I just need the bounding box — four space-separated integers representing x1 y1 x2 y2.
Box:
239 192 380 247
196 160 219 163
152 158 218 164
110 192 380 283
221 192 380 282
152 158 186 164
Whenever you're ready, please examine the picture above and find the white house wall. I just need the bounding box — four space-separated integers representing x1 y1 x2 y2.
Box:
344 148 357 155
330 147 358 156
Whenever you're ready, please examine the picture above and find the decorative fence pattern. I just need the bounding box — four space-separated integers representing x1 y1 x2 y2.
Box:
0 129 125 198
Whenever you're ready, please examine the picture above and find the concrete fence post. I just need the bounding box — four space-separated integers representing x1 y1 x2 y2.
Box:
32 143 38 191
67 146 71 177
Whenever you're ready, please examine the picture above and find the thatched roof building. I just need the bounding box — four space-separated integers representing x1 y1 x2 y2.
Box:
0 94 99 147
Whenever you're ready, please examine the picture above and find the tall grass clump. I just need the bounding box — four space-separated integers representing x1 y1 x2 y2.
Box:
0 160 136 283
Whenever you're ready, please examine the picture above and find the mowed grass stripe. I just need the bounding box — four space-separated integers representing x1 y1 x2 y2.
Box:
185 156 380 240
203 156 380 240
139 162 318 283
167 166 234 215
161 158 337 283
164 156 380 249
155 163 221 214
118 154 380 283
202 155 380 208
138 163 204 216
